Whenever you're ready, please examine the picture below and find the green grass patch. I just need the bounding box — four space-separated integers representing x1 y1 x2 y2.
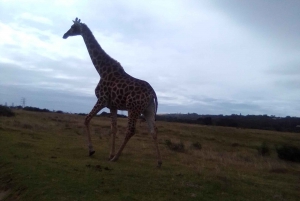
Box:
0 110 300 200
164 139 185 152
191 141 202 150
257 141 270 156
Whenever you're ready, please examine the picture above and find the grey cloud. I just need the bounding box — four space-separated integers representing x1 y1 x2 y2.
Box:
265 60 300 91
268 61 300 76
211 0 300 49
0 59 97 96
0 84 96 113
159 98 270 116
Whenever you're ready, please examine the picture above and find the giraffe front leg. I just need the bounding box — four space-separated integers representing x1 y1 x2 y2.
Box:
85 122 95 156
109 109 117 160
84 99 105 156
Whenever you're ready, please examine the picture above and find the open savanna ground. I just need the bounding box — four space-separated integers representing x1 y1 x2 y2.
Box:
0 110 300 201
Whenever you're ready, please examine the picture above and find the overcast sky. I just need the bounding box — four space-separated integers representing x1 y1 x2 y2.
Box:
1 0 300 116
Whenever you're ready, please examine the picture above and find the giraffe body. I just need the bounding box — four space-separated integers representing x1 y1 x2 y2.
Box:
95 74 157 112
63 18 161 167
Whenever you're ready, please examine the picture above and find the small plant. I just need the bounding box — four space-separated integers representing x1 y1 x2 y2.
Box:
164 139 185 152
257 141 270 156
0 105 15 117
191 142 202 150
276 144 300 163
165 139 172 147
23 124 33 129
231 143 239 147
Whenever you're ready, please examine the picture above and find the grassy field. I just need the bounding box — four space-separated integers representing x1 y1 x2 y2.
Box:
0 110 300 201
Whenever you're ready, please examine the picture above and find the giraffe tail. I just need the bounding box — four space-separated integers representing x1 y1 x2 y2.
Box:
153 92 158 121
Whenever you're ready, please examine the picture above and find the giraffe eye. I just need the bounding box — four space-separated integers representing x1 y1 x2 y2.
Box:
70 26 79 33
71 24 78 29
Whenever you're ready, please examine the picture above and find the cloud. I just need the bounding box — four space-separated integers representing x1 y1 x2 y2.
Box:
1 0 300 117
211 0 300 50
0 84 96 112
17 13 53 25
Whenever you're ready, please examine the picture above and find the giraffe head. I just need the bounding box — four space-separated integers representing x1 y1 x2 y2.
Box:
63 17 83 39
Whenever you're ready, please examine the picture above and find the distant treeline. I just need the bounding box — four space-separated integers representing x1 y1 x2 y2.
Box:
0 105 15 117
6 105 126 118
156 113 300 133
23 106 52 113
4 105 300 132
5 105 65 114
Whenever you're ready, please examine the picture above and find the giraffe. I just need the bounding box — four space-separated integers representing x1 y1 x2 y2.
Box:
63 18 162 167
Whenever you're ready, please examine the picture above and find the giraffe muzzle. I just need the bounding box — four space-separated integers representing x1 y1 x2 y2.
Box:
62 33 69 39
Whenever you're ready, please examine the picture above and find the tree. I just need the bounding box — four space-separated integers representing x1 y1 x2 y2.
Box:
203 117 212 125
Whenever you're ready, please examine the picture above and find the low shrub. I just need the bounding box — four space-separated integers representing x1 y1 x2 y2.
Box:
191 142 202 150
0 106 15 117
276 145 300 163
231 143 239 147
165 139 185 152
23 106 50 112
257 141 270 156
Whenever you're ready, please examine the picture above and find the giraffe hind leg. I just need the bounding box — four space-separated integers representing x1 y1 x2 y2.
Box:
84 99 105 156
110 110 140 162
143 101 162 167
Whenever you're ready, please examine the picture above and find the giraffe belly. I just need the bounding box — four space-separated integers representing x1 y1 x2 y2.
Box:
108 96 127 110
108 104 127 110
109 95 147 111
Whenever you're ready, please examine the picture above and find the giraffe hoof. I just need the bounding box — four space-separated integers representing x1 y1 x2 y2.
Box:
110 156 118 162
89 151 95 156
157 161 162 168
108 155 114 160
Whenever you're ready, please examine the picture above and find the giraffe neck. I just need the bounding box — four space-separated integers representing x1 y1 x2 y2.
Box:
80 24 124 77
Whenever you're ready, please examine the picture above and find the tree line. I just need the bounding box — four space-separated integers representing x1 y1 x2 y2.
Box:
156 113 300 133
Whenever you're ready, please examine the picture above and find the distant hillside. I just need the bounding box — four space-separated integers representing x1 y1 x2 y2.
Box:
4 104 300 133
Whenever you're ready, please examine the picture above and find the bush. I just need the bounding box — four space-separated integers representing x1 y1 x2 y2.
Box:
165 139 185 152
203 117 212 125
191 142 202 150
257 141 270 156
276 145 300 163
0 105 15 117
23 106 50 112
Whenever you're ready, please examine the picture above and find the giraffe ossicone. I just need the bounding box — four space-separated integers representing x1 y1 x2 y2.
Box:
73 17 80 24
63 17 162 167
